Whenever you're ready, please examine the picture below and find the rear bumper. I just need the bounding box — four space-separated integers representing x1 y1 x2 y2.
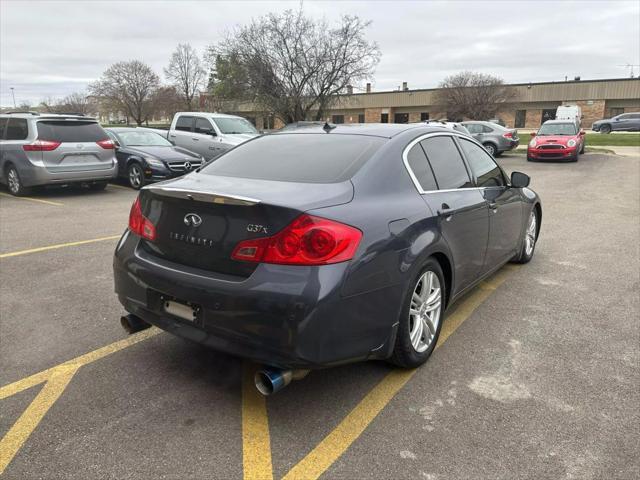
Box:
113 231 400 369
20 161 118 187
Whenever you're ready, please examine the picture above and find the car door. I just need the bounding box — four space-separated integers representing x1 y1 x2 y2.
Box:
413 134 490 295
457 137 523 272
613 114 631 131
170 115 194 150
628 113 640 131
106 131 127 174
193 117 221 160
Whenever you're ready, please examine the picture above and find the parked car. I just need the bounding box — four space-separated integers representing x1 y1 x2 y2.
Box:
114 123 541 395
555 105 582 128
461 121 519 156
280 121 326 131
591 112 640 133
0 112 117 196
527 120 585 162
160 112 260 161
105 128 203 189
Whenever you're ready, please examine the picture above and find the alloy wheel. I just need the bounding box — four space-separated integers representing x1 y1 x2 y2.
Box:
484 143 496 155
7 168 20 194
409 271 442 353
129 165 142 189
525 211 537 256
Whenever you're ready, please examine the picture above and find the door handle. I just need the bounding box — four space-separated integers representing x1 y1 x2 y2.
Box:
192 137 199 141
438 203 454 220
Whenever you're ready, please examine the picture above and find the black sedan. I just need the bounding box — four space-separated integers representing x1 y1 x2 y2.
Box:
105 128 204 189
114 124 541 395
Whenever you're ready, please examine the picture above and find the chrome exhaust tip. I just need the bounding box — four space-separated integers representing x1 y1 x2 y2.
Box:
120 314 151 334
254 368 309 396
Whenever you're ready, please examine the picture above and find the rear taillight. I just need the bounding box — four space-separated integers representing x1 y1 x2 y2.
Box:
128 197 156 241
22 140 61 151
502 132 514 139
231 214 362 266
97 139 115 149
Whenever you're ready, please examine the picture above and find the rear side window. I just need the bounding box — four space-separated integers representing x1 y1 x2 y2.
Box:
6 118 29 140
36 121 107 142
459 139 505 188
406 144 437 191
175 116 193 132
420 136 472 189
0 118 8 139
202 134 386 183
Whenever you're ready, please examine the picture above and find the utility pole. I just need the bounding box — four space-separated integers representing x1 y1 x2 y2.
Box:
10 87 16 108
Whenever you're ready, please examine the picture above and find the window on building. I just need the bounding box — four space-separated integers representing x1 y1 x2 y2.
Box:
245 117 256 126
406 144 437 191
541 109 556 124
5 118 29 140
381 113 389 123
358 113 365 123
515 110 526 128
394 113 409 124
420 136 472 190
420 112 429 121
332 115 344 124
458 139 505 188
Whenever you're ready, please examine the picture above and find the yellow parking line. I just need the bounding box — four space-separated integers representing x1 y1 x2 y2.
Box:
107 183 132 191
0 192 64 206
0 235 121 259
281 267 514 480
242 364 274 480
0 328 161 474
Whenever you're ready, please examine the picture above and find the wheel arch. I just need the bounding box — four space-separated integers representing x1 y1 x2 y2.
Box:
430 251 453 308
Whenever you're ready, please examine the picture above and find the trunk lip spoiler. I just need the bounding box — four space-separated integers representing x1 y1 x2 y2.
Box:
143 185 261 206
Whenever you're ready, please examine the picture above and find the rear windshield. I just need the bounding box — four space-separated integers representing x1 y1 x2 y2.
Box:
201 134 386 183
37 121 108 142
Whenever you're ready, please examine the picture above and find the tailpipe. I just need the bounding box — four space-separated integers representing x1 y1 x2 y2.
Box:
254 367 309 395
120 314 151 334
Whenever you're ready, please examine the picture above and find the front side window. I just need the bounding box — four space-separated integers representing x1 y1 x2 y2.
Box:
213 117 258 134
0 118 8 139
406 143 437 191
332 115 345 124
420 136 472 190
175 116 193 132
194 117 215 135
459 139 505 188
5 118 29 140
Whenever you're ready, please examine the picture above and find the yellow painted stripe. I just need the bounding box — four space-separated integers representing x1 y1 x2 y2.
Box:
282 267 513 480
242 363 274 480
107 183 132 191
0 327 161 400
0 365 79 474
0 192 63 206
0 235 121 259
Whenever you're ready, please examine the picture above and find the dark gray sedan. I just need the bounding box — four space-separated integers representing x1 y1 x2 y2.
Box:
462 120 520 156
592 112 640 133
114 123 541 395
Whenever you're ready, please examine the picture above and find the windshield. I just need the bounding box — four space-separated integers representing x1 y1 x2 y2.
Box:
213 117 258 135
537 123 577 136
118 130 172 146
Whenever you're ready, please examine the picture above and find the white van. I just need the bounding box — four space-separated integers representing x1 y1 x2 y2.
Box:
556 105 582 128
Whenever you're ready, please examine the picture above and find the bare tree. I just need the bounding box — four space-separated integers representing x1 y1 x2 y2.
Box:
206 8 380 123
436 71 515 121
164 43 206 110
149 86 183 122
89 60 160 125
39 92 93 115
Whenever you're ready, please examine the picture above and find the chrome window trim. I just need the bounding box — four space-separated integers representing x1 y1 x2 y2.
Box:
402 131 485 195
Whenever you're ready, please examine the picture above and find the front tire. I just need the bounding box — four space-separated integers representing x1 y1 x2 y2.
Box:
599 124 611 134
511 209 539 264
5 165 31 196
390 260 445 368
127 162 145 190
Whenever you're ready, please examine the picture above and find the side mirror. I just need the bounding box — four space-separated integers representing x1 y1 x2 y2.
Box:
530 132 537 138
511 171 530 188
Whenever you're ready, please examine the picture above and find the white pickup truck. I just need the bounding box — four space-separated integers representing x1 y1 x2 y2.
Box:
153 112 261 161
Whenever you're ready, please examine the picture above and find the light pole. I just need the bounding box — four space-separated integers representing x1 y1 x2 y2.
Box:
10 87 16 108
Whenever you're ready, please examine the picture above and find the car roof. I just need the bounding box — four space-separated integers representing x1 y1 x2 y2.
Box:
0 112 95 121
106 127 157 133
543 120 577 124
174 111 245 119
272 123 446 139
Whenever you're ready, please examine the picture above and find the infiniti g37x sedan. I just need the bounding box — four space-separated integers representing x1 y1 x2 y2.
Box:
114 124 541 392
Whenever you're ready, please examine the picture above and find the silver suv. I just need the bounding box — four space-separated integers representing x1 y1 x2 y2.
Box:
0 112 118 195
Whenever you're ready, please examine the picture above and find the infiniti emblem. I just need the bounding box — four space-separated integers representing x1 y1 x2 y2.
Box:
183 213 202 227
184 161 192 171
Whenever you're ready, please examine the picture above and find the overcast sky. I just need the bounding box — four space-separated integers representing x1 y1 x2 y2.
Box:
1 0 639 107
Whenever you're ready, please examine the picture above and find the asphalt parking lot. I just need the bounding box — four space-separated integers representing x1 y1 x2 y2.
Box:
1 152 639 480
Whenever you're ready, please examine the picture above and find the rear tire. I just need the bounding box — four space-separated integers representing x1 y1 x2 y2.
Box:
127 162 145 190
599 124 611 134
5 165 31 196
483 143 497 156
511 209 539 264
390 259 445 368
